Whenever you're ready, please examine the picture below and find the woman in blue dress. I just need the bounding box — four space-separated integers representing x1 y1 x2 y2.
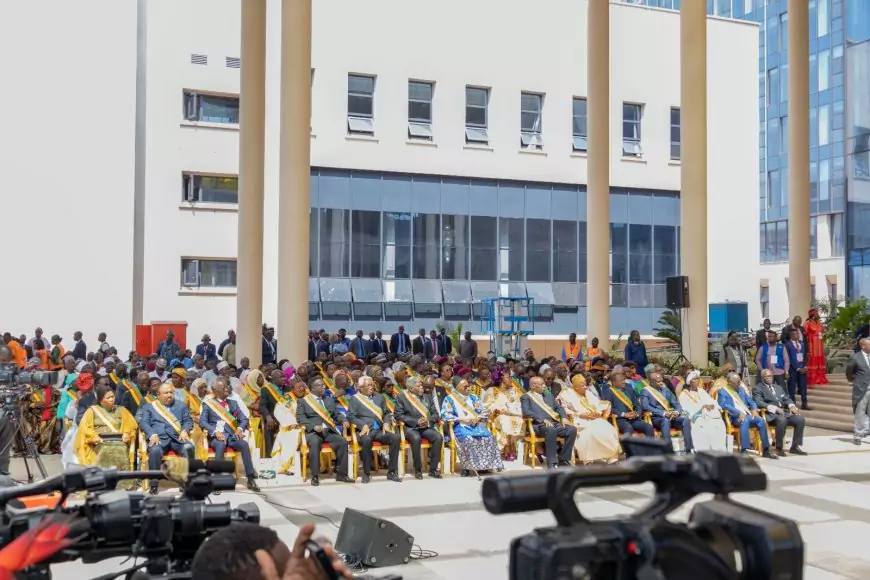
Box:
441 378 504 476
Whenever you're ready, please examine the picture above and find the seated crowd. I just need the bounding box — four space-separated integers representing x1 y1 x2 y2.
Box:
0 324 812 493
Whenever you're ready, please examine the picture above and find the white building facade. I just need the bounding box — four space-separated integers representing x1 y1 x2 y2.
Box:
0 0 761 353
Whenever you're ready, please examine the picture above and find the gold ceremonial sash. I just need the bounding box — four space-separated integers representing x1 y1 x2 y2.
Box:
120 380 143 406
145 394 156 403
643 386 672 411
243 383 260 402
263 382 283 403
511 376 527 392
92 406 121 434
314 363 335 390
109 372 119 385
152 401 182 434
435 379 451 391
31 388 46 404
384 394 396 413
67 389 79 403
303 395 336 428
353 394 384 422
336 395 350 409
204 398 239 431
576 395 598 415
610 388 634 411
529 393 560 421
401 391 430 419
722 386 751 415
181 390 202 415
446 393 478 419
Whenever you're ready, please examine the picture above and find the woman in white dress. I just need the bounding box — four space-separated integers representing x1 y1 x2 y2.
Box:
271 382 306 475
557 374 620 463
678 371 727 452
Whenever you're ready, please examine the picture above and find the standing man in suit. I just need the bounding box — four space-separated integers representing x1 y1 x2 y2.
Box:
70 331 87 361
412 328 430 358
395 376 444 479
784 327 810 409
371 330 388 355
140 383 195 494
640 372 694 452
717 373 776 459
307 331 317 362
521 376 576 469
390 326 411 355
846 338 870 445
780 315 807 346
262 327 277 366
437 328 453 357
314 330 330 358
605 370 653 437
752 369 807 456
296 378 354 487
348 376 401 483
201 378 260 491
427 330 440 361
349 330 370 360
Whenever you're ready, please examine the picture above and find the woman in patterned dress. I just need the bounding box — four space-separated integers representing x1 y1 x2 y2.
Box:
441 378 504 476
485 377 524 461
74 384 137 475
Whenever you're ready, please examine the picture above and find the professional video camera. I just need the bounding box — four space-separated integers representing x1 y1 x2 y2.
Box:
0 363 56 389
0 459 260 579
483 439 804 580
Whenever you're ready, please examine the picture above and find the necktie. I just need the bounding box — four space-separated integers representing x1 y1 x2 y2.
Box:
358 340 364 357
399 335 405 352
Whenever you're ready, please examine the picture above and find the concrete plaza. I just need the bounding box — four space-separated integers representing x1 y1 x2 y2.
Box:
37 432 870 579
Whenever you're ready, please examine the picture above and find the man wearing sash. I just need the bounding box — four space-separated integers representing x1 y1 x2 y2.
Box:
641 373 694 452
140 383 195 494
296 378 353 487
259 369 287 457
521 377 577 469
200 378 260 492
718 373 776 459
604 370 653 437
348 376 401 483
395 376 444 479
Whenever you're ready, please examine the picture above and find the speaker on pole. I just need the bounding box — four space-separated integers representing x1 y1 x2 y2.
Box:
335 508 414 567
665 276 690 309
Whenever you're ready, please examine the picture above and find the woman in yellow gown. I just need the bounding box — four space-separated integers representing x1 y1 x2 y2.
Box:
484 378 524 461
74 383 137 472
240 368 266 458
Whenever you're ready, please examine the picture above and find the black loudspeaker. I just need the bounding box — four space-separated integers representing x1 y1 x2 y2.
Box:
666 276 690 309
334 508 414 567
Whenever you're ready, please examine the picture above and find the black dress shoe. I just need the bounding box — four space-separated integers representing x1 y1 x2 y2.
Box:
789 446 808 456
311 476 320 486
558 460 572 467
775 448 788 457
428 471 442 479
361 474 371 484
387 471 402 483
414 471 423 480
854 437 863 446
335 474 355 483
461 469 471 477
762 449 779 459
247 477 261 492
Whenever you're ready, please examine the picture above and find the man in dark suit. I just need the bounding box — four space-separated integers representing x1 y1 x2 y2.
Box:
854 324 870 352
349 330 370 360
437 328 453 357
390 325 411 355
314 330 330 358
70 330 87 361
752 369 807 456
201 377 259 491
412 328 431 359
307 330 317 362
846 338 870 445
296 378 354 486
140 382 195 494
430 366 452 410
259 369 287 457
521 376 576 469
780 315 807 346
348 376 401 483
784 327 810 409
604 370 653 437
118 370 149 418
640 372 694 452
395 376 443 479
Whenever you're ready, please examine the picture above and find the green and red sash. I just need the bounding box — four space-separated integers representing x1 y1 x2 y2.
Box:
108 372 119 387
642 385 672 411
145 394 157 403
263 382 283 403
383 393 396 413
314 363 335 391
354 394 384 422
120 380 143 406
151 401 182 434
610 387 634 411
528 392 560 421
435 379 452 391
303 394 336 428
31 387 46 404
181 389 202 415
510 376 527 392
92 406 121 434
204 398 239 431
335 395 350 410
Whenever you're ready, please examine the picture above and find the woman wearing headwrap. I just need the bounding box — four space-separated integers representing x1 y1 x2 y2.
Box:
241 369 265 458
60 373 94 469
484 372 524 461
74 384 137 483
441 378 504 475
678 372 727 452
557 374 619 464
804 309 829 387
23 369 60 454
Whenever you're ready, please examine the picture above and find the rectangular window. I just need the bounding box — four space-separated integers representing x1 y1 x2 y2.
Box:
780 63 788 103
622 103 643 157
829 281 838 301
520 92 543 149
183 92 239 124
768 169 781 208
760 286 770 319
779 12 788 54
181 259 237 288
572 97 588 152
350 210 381 278
470 216 497 280
413 213 441 279
441 214 470 280
383 212 412 279
810 216 818 259
819 104 829 146
810 283 816 299
830 213 844 257
553 220 578 282
819 49 830 92
465 86 489 144
767 68 780 109
319 208 350 277
768 117 780 158
182 174 238 204
347 74 375 135
819 0 829 36
498 218 524 281
407 80 434 141
670 107 681 160
526 219 551 282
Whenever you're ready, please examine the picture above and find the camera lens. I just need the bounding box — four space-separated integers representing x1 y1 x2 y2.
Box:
482 472 551 515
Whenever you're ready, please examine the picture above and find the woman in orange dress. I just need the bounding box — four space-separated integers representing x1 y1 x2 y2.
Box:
804 309 829 386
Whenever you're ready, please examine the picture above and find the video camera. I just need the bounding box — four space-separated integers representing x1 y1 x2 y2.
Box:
483 439 804 580
0 363 56 390
0 459 259 579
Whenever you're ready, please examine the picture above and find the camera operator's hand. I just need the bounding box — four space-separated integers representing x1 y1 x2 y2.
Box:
215 431 226 442
255 523 353 580
149 434 160 446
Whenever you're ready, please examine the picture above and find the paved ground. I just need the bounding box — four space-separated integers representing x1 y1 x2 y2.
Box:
24 428 870 579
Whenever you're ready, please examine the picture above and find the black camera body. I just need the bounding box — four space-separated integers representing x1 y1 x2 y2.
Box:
0 363 56 389
484 440 804 580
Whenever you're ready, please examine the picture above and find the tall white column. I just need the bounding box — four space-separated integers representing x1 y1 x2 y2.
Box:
680 1 708 366
277 0 312 364
586 0 610 350
788 0 811 316
235 0 267 366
